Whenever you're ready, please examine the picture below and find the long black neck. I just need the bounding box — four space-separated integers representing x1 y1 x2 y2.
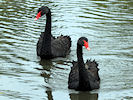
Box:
77 44 84 65
40 11 52 58
77 44 88 90
45 11 51 34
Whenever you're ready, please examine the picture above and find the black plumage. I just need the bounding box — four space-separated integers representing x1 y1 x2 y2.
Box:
68 37 100 91
35 6 71 59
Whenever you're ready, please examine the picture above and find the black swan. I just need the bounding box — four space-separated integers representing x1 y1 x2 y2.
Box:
35 6 71 59
68 37 100 91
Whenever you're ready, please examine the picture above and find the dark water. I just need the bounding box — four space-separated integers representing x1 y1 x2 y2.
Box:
0 0 133 100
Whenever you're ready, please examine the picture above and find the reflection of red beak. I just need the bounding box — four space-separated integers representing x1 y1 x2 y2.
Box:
83 40 90 51
35 11 41 21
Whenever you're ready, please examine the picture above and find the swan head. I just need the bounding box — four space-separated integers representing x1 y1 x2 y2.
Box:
78 37 90 51
35 6 50 21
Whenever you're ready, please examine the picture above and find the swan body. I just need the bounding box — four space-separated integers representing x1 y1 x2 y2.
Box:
35 6 71 59
68 37 100 91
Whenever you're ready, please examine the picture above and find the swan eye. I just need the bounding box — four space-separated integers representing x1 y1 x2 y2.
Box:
88 67 90 70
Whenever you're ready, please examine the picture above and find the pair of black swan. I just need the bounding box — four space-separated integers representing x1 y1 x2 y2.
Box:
35 6 100 91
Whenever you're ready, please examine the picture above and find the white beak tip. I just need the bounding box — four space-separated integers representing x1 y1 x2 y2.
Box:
35 18 38 21
87 47 90 51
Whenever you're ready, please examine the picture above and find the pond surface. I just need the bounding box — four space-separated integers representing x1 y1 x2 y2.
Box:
0 0 133 100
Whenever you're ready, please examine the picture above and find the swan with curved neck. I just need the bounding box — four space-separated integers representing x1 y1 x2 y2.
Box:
68 37 100 91
35 6 71 59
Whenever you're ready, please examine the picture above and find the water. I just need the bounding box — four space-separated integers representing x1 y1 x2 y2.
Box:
0 0 133 100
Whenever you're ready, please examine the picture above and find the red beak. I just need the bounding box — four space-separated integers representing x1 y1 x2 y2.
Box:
35 11 41 21
83 40 90 51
